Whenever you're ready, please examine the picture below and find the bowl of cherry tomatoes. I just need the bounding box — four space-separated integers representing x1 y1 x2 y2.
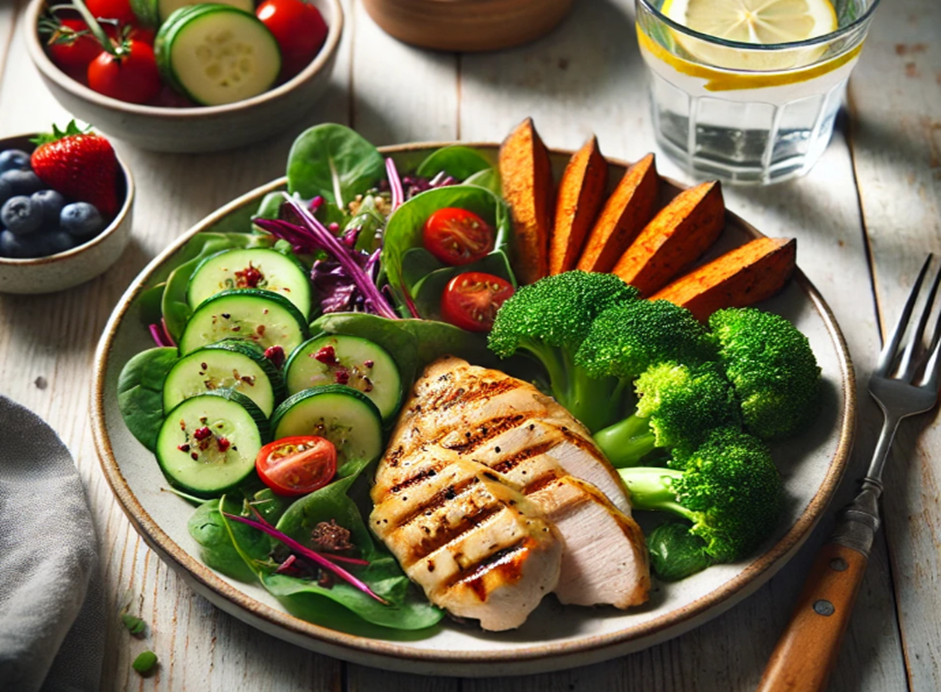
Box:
25 0 343 153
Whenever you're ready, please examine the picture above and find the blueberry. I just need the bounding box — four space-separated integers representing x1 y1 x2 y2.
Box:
0 149 31 174
1 196 43 235
32 190 66 228
0 178 12 207
0 229 46 258
0 169 43 196
61 202 105 239
40 229 76 255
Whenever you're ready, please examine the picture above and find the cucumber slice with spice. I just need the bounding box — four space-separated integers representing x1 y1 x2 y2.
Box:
178 288 309 356
284 334 402 422
271 385 384 471
187 248 312 319
156 390 269 497
155 4 281 107
162 339 286 416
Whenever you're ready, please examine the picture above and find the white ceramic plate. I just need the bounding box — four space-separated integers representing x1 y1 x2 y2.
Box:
91 144 855 676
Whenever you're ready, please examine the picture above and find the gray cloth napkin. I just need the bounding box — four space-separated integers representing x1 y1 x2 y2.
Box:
0 396 104 692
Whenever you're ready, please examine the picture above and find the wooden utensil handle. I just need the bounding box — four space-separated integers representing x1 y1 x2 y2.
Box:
757 542 868 691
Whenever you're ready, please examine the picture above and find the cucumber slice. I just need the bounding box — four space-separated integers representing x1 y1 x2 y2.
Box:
155 4 281 107
188 248 312 319
178 288 309 356
132 0 254 26
157 390 269 496
163 339 286 417
271 386 384 471
284 334 402 422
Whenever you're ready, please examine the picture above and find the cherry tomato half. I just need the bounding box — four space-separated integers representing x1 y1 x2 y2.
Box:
87 39 161 105
257 0 329 80
256 436 337 496
423 207 495 266
441 272 515 332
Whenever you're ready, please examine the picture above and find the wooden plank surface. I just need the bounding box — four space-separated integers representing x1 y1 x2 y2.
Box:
0 0 934 688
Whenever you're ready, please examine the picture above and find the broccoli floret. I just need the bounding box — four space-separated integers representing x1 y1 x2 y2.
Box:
647 522 714 581
593 361 740 467
575 299 716 382
709 307 821 441
618 428 784 564
488 271 639 432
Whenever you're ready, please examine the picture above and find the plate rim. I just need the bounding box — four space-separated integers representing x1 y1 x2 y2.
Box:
90 142 857 670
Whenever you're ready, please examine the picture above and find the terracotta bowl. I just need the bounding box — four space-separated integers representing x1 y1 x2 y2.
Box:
0 134 134 295
24 0 343 153
362 0 574 52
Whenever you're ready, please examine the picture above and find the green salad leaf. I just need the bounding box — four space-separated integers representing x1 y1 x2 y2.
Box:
116 347 179 451
464 168 502 196
189 496 272 583
415 145 492 181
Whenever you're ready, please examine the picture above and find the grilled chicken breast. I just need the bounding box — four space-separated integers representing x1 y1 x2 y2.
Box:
371 449 562 631
372 357 651 626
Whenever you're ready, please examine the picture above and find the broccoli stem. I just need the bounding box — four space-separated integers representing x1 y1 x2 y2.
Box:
594 415 657 467
617 467 695 521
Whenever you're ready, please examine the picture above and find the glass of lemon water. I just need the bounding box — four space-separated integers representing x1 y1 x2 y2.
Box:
637 0 881 184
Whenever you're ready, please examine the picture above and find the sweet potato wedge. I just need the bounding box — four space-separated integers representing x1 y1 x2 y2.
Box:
499 118 554 285
611 180 725 296
651 237 797 321
576 153 658 274
549 136 608 275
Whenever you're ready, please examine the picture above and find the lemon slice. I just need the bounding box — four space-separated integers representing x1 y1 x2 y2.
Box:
661 0 838 70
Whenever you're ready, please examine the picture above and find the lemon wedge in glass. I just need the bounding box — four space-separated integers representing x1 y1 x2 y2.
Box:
661 0 839 70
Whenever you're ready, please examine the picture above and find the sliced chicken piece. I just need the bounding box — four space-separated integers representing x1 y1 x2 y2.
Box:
371 449 562 631
528 475 649 608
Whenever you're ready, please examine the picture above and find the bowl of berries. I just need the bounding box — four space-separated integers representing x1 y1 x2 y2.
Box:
0 123 134 294
25 0 342 153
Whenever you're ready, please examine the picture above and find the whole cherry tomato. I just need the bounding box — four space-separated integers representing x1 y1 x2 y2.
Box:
85 0 137 25
87 39 161 105
423 207 495 266
45 17 101 79
256 0 329 80
256 436 338 496
441 272 515 332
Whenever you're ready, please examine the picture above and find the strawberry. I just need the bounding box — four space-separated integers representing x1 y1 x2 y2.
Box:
30 121 120 219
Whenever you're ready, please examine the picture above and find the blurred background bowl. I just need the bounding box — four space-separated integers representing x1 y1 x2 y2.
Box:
24 0 343 153
361 0 573 52
0 133 134 294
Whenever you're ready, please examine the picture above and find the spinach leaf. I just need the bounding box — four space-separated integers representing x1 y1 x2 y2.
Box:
188 496 272 583
415 145 492 181
254 192 284 221
117 347 179 451
138 282 166 328
464 167 502 196
381 185 513 313
287 124 386 208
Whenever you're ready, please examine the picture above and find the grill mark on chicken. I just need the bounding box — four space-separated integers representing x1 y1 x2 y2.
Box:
392 476 480 529
405 504 504 565
436 378 523 410
521 473 564 496
491 441 557 475
444 537 531 601
442 415 527 454
389 466 439 494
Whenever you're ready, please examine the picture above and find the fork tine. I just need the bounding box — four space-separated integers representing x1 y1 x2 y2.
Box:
898 257 941 380
923 332 941 391
876 254 934 376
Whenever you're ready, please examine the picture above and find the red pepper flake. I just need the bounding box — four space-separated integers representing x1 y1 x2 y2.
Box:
363 360 375 368
264 345 285 368
362 376 374 393
334 368 350 385
232 326 241 332
235 262 264 288
314 345 338 365
221 313 231 319
177 444 191 453
191 452 199 460
256 324 266 337
217 437 231 452
193 427 212 441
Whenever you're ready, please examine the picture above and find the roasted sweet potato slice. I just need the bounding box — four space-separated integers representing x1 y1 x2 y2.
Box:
499 118 554 285
549 136 608 275
611 180 725 296
651 237 797 321
576 153 658 274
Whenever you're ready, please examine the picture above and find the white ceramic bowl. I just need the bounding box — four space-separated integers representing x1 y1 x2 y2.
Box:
0 133 134 294
24 0 343 153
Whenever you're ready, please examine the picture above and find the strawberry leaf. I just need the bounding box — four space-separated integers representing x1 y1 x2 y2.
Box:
30 120 90 147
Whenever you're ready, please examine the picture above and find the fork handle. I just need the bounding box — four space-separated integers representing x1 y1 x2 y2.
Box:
756 480 882 692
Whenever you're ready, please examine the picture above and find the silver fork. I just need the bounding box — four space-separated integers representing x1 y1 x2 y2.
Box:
757 254 941 692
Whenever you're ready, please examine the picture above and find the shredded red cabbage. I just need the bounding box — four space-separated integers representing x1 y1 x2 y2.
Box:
386 158 404 210
148 319 176 348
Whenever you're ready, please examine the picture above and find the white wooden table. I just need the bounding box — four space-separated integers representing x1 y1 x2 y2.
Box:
1 0 939 689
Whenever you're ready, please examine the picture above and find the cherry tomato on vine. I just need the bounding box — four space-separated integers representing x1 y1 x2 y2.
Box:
441 272 515 332
256 436 338 496
256 0 329 80
85 0 137 25
45 18 101 79
423 207 495 266
87 39 161 105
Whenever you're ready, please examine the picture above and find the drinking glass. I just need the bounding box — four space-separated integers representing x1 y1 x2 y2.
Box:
636 0 881 184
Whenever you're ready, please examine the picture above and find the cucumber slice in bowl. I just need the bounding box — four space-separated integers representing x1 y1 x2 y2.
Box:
284 334 402 422
156 390 270 497
163 339 286 416
271 386 384 473
188 248 312 319
178 288 309 356
155 4 281 107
